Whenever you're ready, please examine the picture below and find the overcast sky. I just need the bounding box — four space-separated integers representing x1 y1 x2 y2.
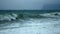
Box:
0 0 60 10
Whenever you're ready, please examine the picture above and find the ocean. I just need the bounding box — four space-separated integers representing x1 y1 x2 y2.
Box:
0 10 60 34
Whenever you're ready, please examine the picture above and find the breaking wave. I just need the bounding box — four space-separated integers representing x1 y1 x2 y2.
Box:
0 12 60 30
0 11 60 34
0 12 60 25
0 12 60 21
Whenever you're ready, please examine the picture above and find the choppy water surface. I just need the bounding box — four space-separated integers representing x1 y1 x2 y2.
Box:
0 10 60 34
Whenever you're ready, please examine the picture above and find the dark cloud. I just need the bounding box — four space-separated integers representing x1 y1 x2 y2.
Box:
0 0 60 10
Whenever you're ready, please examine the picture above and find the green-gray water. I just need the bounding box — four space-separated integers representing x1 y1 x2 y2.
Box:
0 10 60 34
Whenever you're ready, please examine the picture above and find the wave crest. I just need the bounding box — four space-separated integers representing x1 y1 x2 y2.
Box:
0 12 60 21
0 13 18 21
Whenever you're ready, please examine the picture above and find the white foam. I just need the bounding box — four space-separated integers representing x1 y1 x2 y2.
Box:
0 18 60 34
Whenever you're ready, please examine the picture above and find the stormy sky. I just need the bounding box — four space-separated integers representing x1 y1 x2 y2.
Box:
0 0 60 10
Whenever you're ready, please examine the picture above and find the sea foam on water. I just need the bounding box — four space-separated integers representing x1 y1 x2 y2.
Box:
0 12 60 34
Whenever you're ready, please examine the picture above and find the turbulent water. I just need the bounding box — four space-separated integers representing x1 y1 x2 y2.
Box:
0 10 60 34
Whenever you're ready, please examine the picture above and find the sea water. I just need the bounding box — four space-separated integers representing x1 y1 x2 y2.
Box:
0 10 60 34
